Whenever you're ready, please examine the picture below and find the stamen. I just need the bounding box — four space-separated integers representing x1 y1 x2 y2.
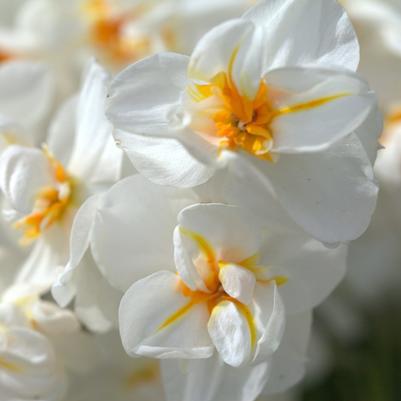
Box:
14 147 74 244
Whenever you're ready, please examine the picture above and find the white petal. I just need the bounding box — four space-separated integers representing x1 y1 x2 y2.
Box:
119 271 213 359
207 300 251 367
52 194 100 307
91 175 195 291
107 52 188 134
265 134 378 243
0 145 54 214
161 354 270 401
260 227 347 313
0 327 67 401
219 264 256 305
263 312 312 395
243 0 359 71
0 61 53 130
47 95 78 167
178 203 262 263
174 203 262 292
114 129 215 188
30 301 80 335
67 60 121 184
188 19 253 83
354 105 382 165
252 282 286 362
73 252 121 333
265 67 375 153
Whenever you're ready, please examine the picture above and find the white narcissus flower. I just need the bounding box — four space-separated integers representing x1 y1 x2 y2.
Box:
0 0 251 92
119 203 346 364
107 0 382 244
0 282 81 401
0 60 122 332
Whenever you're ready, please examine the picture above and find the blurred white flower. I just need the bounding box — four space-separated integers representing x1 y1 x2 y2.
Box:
0 60 122 331
0 282 78 401
0 0 251 95
67 331 164 401
107 0 381 244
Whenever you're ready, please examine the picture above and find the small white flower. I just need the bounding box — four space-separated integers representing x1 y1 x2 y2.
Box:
107 0 382 244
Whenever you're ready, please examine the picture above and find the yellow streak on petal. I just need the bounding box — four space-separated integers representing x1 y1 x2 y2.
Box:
0 357 22 373
273 93 350 118
179 226 219 291
219 297 257 352
157 299 198 332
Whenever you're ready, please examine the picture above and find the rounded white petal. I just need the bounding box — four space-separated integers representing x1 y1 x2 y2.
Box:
30 300 80 335
114 129 215 188
238 134 378 243
188 19 253 83
243 0 359 71
119 271 213 359
107 52 188 135
207 300 251 367
91 175 195 291
0 327 67 401
219 264 256 305
266 67 375 153
260 226 347 313
268 135 378 243
0 145 54 214
177 203 262 263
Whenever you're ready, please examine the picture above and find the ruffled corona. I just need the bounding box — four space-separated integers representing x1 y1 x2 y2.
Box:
14 146 75 244
158 226 287 355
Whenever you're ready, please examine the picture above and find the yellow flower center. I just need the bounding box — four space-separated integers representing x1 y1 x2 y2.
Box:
157 227 287 352
14 147 75 244
189 70 276 161
188 49 350 161
82 0 176 68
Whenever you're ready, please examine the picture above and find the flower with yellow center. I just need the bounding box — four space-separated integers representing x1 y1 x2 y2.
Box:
118 203 346 368
107 0 381 245
0 60 122 333
13 147 75 245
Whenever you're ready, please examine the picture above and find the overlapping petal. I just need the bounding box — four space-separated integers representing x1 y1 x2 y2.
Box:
119 271 214 359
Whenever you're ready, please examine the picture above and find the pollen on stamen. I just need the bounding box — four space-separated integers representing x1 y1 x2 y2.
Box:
13 147 75 245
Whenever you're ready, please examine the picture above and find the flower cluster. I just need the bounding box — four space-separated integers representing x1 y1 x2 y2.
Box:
0 0 386 400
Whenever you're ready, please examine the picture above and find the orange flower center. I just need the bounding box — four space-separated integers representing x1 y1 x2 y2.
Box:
189 72 276 162
157 227 287 352
14 147 75 244
82 0 176 68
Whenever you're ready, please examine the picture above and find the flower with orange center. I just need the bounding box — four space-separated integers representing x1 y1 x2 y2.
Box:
13 147 75 244
82 0 157 68
118 203 346 369
107 0 380 245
